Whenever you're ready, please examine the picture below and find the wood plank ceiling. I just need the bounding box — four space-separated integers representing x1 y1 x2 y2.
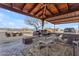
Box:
0 3 79 24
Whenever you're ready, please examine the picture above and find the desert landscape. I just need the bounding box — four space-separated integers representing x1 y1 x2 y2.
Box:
0 28 79 56
0 28 33 56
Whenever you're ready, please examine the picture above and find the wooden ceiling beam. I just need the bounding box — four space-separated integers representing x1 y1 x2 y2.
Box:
28 3 38 12
51 16 79 24
34 6 44 15
53 4 61 13
21 3 27 10
51 19 79 24
35 10 43 17
0 3 42 20
67 3 70 11
38 11 46 19
47 4 59 15
22 3 36 13
12 3 26 10
56 3 68 13
46 7 54 16
46 10 79 21
30 3 44 15
1 3 12 7
45 9 54 18
51 16 79 22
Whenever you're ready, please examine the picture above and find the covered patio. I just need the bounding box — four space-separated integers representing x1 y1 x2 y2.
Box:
0 3 79 56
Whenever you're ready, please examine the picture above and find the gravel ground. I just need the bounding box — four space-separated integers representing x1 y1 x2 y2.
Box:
22 42 73 56
0 32 75 56
0 39 28 56
0 34 58 56
0 32 32 56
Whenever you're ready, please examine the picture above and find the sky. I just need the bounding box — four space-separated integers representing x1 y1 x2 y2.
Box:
0 8 78 29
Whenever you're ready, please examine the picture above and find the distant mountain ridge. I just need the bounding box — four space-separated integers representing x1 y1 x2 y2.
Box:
0 28 34 32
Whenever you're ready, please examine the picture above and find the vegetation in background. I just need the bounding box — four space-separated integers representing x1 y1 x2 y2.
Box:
25 18 48 31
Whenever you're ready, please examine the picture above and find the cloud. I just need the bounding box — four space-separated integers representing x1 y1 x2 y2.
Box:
0 19 3 22
0 13 11 21
1 23 7 26
0 13 6 21
6 10 11 13
0 13 5 17
9 22 15 26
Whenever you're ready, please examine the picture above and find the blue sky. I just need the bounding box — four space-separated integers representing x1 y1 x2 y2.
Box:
0 8 78 29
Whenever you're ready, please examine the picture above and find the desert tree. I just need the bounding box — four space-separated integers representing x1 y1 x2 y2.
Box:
24 18 48 31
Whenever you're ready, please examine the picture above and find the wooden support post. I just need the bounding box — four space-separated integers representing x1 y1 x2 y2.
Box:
73 43 76 56
42 19 44 30
54 24 55 33
78 23 79 34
